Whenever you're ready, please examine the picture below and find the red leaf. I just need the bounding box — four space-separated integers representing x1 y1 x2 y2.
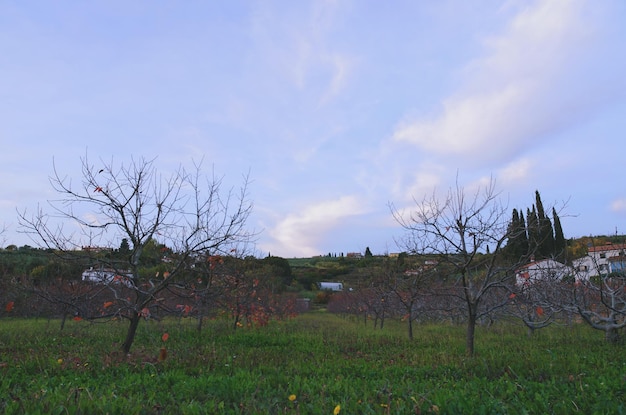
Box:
536 306 544 316
73 316 82 321
103 301 113 309
508 293 516 299
5 301 14 312
94 186 103 193
161 333 169 342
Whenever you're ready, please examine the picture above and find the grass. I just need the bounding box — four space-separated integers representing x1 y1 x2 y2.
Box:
1 312 625 414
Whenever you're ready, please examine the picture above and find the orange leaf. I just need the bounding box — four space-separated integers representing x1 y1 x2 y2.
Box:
158 347 167 362
508 293 516 299
73 316 82 321
161 333 169 342
5 301 14 312
103 301 113 309
536 306 544 316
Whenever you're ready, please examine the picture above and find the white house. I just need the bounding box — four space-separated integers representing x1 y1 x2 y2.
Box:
82 267 133 286
515 259 573 286
573 243 626 279
319 282 343 291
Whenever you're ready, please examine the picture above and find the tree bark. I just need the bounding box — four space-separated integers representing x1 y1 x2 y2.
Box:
466 305 477 357
122 312 142 354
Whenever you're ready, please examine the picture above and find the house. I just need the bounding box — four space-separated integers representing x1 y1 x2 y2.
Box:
319 282 343 291
82 267 133 286
515 259 572 286
574 243 626 279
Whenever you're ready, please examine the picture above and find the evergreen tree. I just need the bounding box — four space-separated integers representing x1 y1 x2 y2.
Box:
519 210 529 255
527 206 539 258
535 191 554 259
507 208 530 261
507 209 522 260
119 238 130 253
552 207 566 262
364 246 373 257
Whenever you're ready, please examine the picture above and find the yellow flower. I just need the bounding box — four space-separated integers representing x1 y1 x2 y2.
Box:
57 358 63 364
288 394 297 402
333 404 341 414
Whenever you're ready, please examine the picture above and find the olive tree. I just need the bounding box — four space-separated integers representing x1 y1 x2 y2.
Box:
392 178 524 356
19 155 254 353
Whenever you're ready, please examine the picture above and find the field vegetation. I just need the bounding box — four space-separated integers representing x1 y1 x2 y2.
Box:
1 312 624 414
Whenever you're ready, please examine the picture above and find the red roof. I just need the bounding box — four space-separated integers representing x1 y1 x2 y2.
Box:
588 243 626 253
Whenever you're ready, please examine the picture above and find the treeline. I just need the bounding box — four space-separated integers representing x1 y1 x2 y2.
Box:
0 244 298 332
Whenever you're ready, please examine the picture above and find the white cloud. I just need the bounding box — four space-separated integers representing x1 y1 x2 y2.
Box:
262 195 367 257
610 198 626 214
392 0 592 164
498 158 533 184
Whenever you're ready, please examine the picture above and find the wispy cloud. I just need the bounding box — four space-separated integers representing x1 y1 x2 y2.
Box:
262 195 367 257
610 198 626 214
392 0 594 165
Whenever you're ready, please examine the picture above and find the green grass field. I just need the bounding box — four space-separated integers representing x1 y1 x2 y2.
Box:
1 312 624 414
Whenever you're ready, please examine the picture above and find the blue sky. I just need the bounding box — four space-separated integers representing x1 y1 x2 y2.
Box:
1 0 626 258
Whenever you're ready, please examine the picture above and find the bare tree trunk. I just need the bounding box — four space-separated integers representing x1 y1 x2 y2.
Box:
196 314 204 333
60 311 68 331
466 305 477 356
605 327 619 343
122 313 141 354
408 317 414 340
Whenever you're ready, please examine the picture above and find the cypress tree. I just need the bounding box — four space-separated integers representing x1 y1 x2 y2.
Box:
507 208 529 261
535 191 554 259
552 207 566 262
519 210 529 256
527 206 539 259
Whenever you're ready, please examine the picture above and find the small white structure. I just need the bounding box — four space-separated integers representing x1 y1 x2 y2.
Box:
515 259 572 286
319 282 343 291
82 267 133 286
574 243 626 279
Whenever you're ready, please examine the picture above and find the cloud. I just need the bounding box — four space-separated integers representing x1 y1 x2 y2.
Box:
392 0 594 165
497 158 533 185
610 198 626 214
263 195 367 257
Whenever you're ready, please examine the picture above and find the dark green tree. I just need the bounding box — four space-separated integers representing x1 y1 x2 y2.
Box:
507 208 529 261
526 206 539 257
552 207 566 262
364 247 373 257
119 238 130 254
535 191 554 259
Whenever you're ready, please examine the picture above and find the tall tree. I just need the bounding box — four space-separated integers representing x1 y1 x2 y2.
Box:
392 178 523 356
526 206 539 258
19 155 254 353
507 208 529 261
519 210 529 256
535 191 555 259
552 207 566 262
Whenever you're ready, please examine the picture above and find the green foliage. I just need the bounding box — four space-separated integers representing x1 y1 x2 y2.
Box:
0 315 624 414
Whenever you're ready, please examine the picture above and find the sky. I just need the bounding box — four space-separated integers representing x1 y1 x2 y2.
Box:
1 0 626 258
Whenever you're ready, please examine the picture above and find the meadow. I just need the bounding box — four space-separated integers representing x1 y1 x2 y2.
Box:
0 312 624 414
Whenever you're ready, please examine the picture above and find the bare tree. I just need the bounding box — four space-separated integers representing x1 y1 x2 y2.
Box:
573 275 626 342
19 155 254 353
392 178 523 356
